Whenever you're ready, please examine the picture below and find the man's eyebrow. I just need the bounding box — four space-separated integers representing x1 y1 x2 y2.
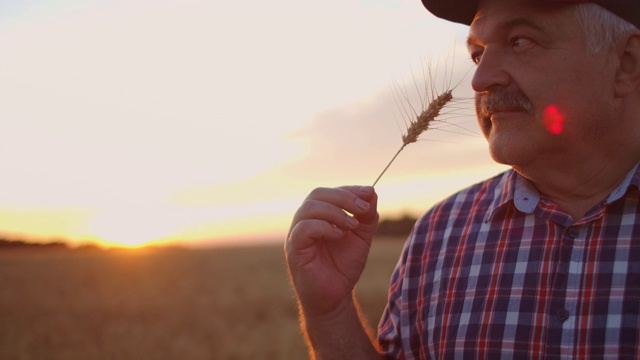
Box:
466 16 546 49
503 17 546 33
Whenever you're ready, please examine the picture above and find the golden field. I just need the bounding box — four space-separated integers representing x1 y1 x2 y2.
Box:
0 239 405 360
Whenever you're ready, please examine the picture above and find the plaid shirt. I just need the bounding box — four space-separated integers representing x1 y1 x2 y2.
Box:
378 163 640 359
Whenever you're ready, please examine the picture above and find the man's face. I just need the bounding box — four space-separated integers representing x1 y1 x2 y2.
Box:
467 0 617 168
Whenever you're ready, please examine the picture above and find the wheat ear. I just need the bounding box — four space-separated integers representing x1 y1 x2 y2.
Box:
372 89 453 186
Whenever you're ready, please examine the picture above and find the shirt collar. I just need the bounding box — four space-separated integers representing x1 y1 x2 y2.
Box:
484 170 520 222
607 161 640 203
486 161 640 222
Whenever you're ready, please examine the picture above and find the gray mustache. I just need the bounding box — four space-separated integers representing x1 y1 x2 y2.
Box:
475 91 534 118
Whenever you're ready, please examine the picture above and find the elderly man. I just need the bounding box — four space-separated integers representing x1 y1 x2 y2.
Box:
285 0 640 358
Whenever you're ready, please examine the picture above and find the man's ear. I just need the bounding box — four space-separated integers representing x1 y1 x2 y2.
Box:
614 32 640 98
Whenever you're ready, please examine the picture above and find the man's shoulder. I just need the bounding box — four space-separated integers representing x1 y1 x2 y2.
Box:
404 169 515 251
438 169 512 206
417 169 515 223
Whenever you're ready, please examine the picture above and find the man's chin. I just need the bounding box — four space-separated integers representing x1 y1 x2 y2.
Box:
486 138 530 168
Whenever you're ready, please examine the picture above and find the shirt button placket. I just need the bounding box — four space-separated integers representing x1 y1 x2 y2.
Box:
545 225 579 357
566 227 579 239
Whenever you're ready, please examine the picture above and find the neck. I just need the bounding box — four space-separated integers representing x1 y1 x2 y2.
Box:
514 157 639 220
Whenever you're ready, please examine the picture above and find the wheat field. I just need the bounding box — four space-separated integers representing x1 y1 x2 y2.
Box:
0 238 405 360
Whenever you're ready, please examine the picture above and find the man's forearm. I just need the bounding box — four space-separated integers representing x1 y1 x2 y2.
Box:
300 294 383 360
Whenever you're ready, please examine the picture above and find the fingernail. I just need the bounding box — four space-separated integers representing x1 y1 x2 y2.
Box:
359 186 373 194
347 216 359 228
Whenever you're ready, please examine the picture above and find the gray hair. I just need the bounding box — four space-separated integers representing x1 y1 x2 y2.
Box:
573 3 637 54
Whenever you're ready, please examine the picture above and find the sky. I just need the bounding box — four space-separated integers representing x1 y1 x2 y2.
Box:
0 0 508 248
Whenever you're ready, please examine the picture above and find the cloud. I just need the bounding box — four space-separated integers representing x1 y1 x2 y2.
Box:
281 55 495 184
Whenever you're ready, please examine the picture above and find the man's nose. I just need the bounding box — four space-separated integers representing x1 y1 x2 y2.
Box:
471 48 511 92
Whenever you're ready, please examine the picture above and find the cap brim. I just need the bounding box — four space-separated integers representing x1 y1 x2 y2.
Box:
420 0 479 25
421 0 640 28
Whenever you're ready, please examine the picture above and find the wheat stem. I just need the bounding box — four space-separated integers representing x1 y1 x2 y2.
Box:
372 144 406 187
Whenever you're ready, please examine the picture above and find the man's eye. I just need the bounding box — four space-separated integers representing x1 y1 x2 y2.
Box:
470 52 482 65
511 37 533 50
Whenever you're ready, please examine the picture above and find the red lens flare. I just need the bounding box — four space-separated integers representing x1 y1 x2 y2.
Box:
543 105 564 135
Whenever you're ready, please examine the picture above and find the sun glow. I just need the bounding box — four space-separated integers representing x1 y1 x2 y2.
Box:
88 205 192 248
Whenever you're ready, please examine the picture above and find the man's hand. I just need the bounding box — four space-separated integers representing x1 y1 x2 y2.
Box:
285 186 379 318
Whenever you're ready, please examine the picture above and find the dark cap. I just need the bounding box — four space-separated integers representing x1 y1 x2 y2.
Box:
421 0 640 28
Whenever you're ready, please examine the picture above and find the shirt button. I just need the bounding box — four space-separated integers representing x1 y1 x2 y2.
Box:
566 227 579 239
556 308 570 322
